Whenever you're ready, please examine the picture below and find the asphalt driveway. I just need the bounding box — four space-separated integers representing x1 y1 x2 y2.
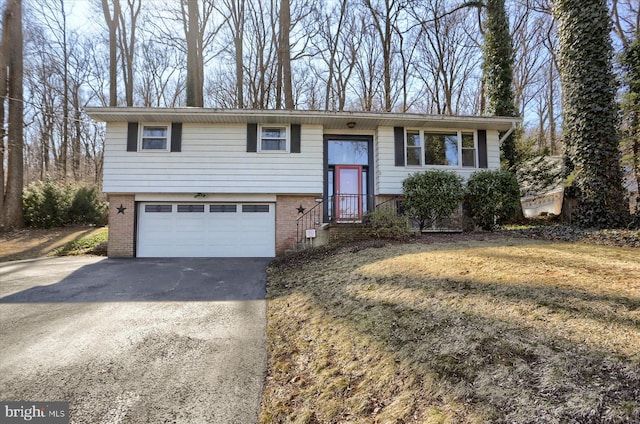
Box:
0 256 270 423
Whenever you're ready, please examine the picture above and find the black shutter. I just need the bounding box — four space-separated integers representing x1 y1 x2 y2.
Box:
127 122 138 152
290 124 301 153
478 130 488 168
171 123 182 152
247 123 258 152
394 127 405 166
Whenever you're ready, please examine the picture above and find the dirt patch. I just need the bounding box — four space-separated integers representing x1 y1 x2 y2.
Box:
0 226 106 262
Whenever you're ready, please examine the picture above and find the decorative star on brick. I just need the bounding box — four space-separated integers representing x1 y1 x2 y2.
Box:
296 204 306 214
116 204 127 214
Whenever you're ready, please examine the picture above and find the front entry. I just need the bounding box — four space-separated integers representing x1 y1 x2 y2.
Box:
325 136 373 223
335 165 362 221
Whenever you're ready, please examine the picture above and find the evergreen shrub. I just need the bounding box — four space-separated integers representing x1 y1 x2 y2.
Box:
402 170 465 231
465 170 521 231
23 180 107 228
365 208 412 240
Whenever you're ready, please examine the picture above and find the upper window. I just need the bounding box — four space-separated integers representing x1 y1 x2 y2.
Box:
405 130 477 168
259 125 289 152
140 124 170 151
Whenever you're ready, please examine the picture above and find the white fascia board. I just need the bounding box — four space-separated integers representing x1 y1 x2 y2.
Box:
85 107 522 132
134 193 277 202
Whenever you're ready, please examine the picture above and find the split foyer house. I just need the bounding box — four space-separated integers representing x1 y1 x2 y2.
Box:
85 108 520 258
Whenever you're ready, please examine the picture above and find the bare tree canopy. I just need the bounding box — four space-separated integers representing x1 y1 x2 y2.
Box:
1 0 637 227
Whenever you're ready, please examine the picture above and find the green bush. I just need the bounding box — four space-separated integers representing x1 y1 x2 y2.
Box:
365 207 413 240
68 186 108 226
465 170 521 231
23 180 107 228
402 170 465 231
23 180 72 228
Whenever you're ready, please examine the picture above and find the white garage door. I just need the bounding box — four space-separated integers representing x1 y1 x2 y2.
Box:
137 202 275 257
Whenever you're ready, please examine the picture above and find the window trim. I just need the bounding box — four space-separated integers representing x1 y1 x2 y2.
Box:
257 124 290 153
404 128 478 168
139 123 171 152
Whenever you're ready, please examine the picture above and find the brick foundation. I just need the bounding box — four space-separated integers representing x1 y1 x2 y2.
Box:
327 223 370 243
275 195 321 255
107 194 135 257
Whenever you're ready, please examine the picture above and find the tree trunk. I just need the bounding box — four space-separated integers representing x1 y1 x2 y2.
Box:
233 0 245 108
0 5 6 225
277 0 293 109
118 0 140 107
101 0 120 107
185 0 203 107
483 0 518 169
60 0 69 178
554 0 628 227
548 59 557 154
1 0 24 230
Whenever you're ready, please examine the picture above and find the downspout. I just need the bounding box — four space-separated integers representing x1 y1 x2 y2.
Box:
498 120 518 145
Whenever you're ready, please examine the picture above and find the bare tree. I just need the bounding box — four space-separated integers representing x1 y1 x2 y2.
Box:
352 18 384 111
244 0 278 108
1 0 24 229
24 23 53 179
277 0 293 109
117 0 141 106
100 0 120 106
216 0 246 108
363 0 407 112
311 0 360 111
136 40 185 107
411 0 480 114
610 0 638 50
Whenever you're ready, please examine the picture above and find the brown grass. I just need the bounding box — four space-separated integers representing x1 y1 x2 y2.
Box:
0 226 106 262
261 238 640 423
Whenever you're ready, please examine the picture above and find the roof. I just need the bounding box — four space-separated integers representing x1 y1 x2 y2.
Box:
84 107 521 132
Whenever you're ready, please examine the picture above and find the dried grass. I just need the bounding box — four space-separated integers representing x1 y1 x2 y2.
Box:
261 238 640 423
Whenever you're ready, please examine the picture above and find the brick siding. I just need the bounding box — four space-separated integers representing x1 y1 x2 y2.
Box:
275 195 321 255
107 195 135 257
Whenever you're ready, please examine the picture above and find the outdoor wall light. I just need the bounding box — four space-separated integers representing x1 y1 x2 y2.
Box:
194 193 207 198
347 121 356 128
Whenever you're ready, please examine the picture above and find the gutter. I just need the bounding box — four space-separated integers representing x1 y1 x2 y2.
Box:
498 120 518 145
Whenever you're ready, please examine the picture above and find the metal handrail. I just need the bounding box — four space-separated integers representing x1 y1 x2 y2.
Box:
296 200 324 244
296 194 384 246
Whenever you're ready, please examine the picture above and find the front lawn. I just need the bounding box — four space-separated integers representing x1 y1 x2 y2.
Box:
261 238 640 423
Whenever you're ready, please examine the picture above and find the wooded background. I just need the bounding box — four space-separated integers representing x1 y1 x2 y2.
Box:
1 0 638 229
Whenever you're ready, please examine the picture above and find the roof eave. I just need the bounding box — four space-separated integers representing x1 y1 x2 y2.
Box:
84 107 522 131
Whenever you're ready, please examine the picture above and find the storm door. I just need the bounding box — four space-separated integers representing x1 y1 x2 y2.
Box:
325 137 373 222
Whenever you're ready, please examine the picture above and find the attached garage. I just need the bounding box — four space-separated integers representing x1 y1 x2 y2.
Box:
137 202 276 257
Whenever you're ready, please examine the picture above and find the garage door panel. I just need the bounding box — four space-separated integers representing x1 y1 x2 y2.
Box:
137 202 275 258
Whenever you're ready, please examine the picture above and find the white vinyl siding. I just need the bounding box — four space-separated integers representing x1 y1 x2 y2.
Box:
375 126 501 195
103 123 323 194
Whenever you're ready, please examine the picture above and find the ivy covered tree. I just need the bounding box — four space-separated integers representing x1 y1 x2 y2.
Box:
554 0 629 228
620 34 639 208
482 0 518 170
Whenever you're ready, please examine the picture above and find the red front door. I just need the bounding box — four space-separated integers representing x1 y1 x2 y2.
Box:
335 165 362 221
